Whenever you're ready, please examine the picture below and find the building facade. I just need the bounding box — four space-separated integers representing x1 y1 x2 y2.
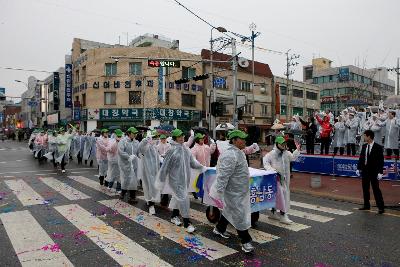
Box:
304 58 395 113
274 76 321 120
71 38 203 132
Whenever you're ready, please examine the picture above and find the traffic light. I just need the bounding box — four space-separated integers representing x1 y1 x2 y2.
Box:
211 102 224 117
175 78 190 84
237 107 244 120
192 74 209 81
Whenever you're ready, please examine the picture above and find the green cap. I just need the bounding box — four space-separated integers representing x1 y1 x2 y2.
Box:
114 129 124 137
171 128 184 137
126 127 138 134
59 127 65 132
228 130 248 140
101 128 109 134
275 136 286 144
195 133 205 140
160 134 167 139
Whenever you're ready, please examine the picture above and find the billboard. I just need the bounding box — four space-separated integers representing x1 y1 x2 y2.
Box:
65 64 73 108
0 87 5 95
338 67 350 82
53 72 60 110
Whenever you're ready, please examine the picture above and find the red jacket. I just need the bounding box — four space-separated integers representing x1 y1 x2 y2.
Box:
316 115 333 138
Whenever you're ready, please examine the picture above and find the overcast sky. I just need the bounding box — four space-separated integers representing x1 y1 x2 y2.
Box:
1 0 399 98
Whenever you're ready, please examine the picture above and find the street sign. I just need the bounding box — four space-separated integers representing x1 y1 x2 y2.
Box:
28 101 38 106
213 77 226 87
148 59 180 68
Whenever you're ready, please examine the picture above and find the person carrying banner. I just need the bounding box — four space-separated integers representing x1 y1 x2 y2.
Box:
155 128 207 233
96 129 110 186
105 129 123 193
263 136 301 224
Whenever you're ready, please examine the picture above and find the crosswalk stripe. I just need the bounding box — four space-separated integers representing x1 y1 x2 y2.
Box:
68 176 118 197
55 204 171 267
258 213 310 232
39 177 90 200
4 179 45 206
100 199 237 260
0 210 73 267
291 201 352 216
288 209 334 223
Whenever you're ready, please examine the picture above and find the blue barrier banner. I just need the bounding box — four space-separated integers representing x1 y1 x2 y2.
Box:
293 154 399 181
249 174 277 212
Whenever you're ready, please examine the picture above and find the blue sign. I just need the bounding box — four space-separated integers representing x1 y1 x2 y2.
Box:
158 67 165 101
338 67 350 82
28 101 38 107
73 109 81 121
99 108 200 121
0 87 5 95
249 174 277 212
0 112 3 123
213 77 226 87
65 64 73 108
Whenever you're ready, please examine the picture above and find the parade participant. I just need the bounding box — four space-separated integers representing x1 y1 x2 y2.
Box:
96 129 110 186
28 129 38 152
157 134 171 159
72 131 85 164
105 129 123 193
210 129 254 253
326 109 334 125
118 126 140 204
332 116 346 155
382 111 400 157
283 115 302 131
299 116 317 154
138 130 161 215
345 112 359 156
46 130 58 168
356 130 385 214
54 127 74 173
83 132 96 167
370 114 384 146
155 128 206 233
34 129 48 161
190 133 216 167
315 111 333 155
263 136 301 224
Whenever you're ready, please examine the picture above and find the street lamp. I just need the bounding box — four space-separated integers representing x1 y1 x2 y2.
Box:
210 26 227 139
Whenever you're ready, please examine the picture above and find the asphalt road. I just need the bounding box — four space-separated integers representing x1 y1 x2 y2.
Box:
0 140 399 267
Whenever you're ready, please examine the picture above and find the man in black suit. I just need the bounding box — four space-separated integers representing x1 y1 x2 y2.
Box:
356 130 385 214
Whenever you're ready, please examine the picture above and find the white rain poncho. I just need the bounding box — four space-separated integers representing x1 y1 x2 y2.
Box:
155 140 204 218
370 119 384 146
263 145 300 213
106 138 120 184
83 135 96 161
96 136 109 177
344 117 359 144
72 135 85 158
332 121 346 148
54 133 74 164
209 144 251 231
382 117 400 149
118 137 139 190
138 138 161 202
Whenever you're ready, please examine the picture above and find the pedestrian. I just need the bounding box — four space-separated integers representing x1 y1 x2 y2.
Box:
356 130 385 214
345 112 359 156
155 128 206 233
190 133 216 167
332 116 346 155
157 134 171 159
105 129 122 193
96 129 110 186
118 127 140 204
299 116 317 154
315 111 333 155
263 136 301 224
210 129 254 253
382 111 400 158
138 130 161 215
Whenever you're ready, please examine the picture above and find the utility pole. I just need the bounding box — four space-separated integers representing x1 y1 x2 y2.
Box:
249 23 260 124
231 38 239 129
388 57 400 95
284 50 300 121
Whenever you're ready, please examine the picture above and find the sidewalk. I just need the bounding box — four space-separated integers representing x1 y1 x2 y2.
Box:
249 159 400 209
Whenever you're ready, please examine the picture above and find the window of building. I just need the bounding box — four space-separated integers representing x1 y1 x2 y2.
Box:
280 85 287 95
261 104 268 116
82 93 86 106
244 104 252 114
165 92 170 105
323 76 330 83
104 92 116 105
305 67 313 80
82 66 86 81
292 88 303 98
293 107 303 116
182 67 196 79
129 62 142 75
129 91 141 104
239 80 251 91
181 94 196 107
75 70 80 83
306 91 318 100
105 63 117 76
280 105 287 115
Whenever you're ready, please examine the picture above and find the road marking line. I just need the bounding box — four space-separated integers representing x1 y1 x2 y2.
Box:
55 204 172 267
258 213 310 232
0 210 73 267
291 201 353 216
100 199 237 260
39 177 90 200
0 168 94 175
68 176 118 197
288 209 334 223
352 208 400 218
4 179 45 206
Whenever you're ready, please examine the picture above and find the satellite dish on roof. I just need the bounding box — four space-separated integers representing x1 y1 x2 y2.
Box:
238 57 249 68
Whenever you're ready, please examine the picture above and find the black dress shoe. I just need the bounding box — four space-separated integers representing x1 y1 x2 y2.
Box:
358 207 370 211
378 209 385 214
